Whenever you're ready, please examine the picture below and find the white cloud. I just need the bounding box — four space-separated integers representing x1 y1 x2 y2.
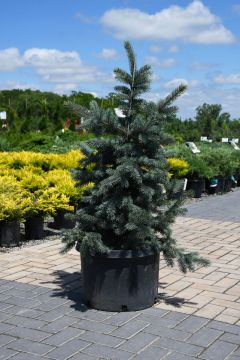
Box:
100 1 235 44
53 83 78 94
0 48 24 71
147 83 240 119
214 73 240 84
164 78 200 89
164 78 189 89
23 48 110 84
189 62 214 70
145 56 176 68
0 80 37 90
97 48 118 59
150 45 162 53
168 45 179 53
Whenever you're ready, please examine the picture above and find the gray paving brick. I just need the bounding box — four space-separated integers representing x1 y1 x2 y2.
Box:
162 311 189 323
0 334 16 347
3 297 41 309
228 356 240 360
199 340 237 360
4 315 48 329
5 306 45 318
3 289 37 299
207 320 240 335
154 337 203 356
69 309 112 322
132 345 169 360
111 320 149 339
10 354 48 360
46 339 91 360
40 315 78 333
0 311 13 322
119 332 158 353
37 310 66 322
144 325 191 341
36 299 68 312
0 323 15 334
43 327 82 346
0 285 14 293
73 319 117 334
0 295 11 302
6 326 51 342
83 343 132 360
220 333 240 345
187 328 223 347
233 349 240 356
142 307 169 317
0 347 18 360
104 312 141 326
0 280 10 285
174 316 209 333
164 352 197 360
68 354 97 360
78 330 125 347
137 314 178 328
7 338 54 355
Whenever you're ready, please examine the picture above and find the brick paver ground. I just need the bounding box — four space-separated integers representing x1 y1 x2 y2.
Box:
0 189 239 359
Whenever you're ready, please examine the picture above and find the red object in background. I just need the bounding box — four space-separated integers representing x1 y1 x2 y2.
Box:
75 117 82 131
64 118 71 129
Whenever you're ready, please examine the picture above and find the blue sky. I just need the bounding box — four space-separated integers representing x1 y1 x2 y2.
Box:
0 0 239 118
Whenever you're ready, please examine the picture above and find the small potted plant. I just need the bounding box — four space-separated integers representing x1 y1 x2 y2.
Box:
167 157 189 198
0 176 29 247
46 169 93 229
62 41 209 311
23 187 74 239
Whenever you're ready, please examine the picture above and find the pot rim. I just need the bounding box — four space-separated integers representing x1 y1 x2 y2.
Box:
79 249 159 258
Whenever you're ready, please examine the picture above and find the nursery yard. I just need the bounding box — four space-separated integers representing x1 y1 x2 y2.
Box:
0 190 239 359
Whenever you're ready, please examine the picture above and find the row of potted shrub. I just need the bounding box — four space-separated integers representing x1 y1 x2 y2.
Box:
0 150 92 247
168 144 240 198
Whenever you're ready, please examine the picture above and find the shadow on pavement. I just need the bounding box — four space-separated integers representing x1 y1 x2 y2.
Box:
44 270 197 312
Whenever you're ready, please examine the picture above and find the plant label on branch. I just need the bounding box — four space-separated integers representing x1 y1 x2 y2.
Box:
230 140 240 150
185 142 200 153
221 138 229 143
0 111 7 120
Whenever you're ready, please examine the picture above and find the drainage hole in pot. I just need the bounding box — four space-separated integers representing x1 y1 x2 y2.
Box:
121 305 128 312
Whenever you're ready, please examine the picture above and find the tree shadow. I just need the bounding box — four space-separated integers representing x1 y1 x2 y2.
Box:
44 270 89 312
41 270 197 312
157 281 197 308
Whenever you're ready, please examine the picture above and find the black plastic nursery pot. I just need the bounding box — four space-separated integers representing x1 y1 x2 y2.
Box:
187 179 205 198
216 178 225 194
224 178 232 193
80 250 159 312
206 178 218 195
25 216 44 240
51 210 76 229
0 220 20 247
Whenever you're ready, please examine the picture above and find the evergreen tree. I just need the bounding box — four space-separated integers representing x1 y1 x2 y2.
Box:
62 41 209 273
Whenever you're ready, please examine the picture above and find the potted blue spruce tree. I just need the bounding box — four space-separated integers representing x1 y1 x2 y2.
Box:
62 41 209 311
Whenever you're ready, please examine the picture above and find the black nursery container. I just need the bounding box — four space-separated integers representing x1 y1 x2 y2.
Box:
0 220 20 247
25 216 44 240
216 178 225 194
224 178 232 193
187 179 205 198
80 250 159 312
51 210 76 229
